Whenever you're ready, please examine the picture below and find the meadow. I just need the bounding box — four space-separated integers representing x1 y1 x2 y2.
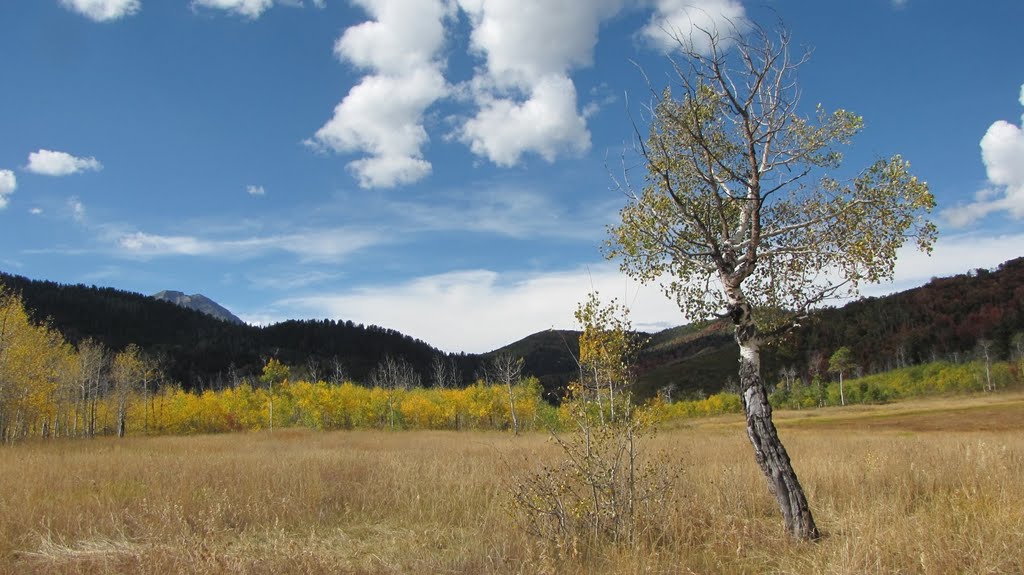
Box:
1 392 1022 574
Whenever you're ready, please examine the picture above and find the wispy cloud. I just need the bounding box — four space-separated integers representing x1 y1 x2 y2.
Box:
115 227 384 262
59 0 140 22
942 83 1024 228
246 184 266 196
245 269 342 291
26 149 103 176
190 0 274 19
0 170 15 209
68 197 87 222
380 186 618 241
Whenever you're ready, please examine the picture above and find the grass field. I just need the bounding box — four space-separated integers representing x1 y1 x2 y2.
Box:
1 392 1022 574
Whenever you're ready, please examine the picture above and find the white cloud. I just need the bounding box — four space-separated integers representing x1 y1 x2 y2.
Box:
116 228 383 262
942 83 1024 227
26 149 103 176
457 0 621 86
30 208 44 216
641 0 747 54
461 75 590 166
191 0 274 18
268 228 1024 353
246 184 266 196
384 185 617 240
246 269 341 291
861 231 1024 296
68 197 87 221
309 0 451 188
59 0 140 22
455 0 624 166
276 263 683 353
0 170 15 209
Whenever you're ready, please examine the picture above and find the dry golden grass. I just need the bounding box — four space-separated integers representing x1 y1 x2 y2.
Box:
1 393 1022 574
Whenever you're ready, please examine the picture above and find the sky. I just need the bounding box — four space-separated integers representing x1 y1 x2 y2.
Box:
2 0 1023 354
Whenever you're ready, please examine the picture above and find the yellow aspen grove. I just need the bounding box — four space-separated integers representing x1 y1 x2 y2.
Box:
607 23 936 539
0 287 77 441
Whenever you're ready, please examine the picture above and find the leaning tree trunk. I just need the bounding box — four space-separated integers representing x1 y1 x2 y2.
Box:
731 299 820 540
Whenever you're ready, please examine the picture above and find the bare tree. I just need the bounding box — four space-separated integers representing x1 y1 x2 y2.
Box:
305 356 321 384
976 339 995 392
329 355 347 385
370 355 420 428
430 354 461 389
1013 332 1024 378
659 383 678 403
607 22 936 539
77 339 108 438
489 353 523 434
778 365 797 392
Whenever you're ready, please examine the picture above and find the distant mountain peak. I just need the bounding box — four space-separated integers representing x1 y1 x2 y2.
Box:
152 290 244 325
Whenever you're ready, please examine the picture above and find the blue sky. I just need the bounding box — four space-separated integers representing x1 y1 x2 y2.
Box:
2 0 1023 353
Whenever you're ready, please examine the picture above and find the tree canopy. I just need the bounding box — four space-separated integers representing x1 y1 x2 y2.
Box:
608 24 936 329
606 21 937 540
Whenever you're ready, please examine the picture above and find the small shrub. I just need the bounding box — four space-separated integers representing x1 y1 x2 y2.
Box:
508 385 674 559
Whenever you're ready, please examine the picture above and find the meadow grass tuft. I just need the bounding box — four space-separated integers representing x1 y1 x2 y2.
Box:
1 393 1022 574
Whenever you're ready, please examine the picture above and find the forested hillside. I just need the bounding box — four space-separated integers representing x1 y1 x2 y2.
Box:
495 257 1024 400
2 256 1022 399
0 272 475 390
789 258 1024 371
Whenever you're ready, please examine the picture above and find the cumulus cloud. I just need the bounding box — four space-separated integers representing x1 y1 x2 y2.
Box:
30 208 44 216
191 0 275 18
641 0 747 54
461 75 590 166
308 0 752 183
246 184 266 196
0 170 15 209
59 0 140 22
309 0 451 188
455 0 625 166
942 83 1024 227
26 149 103 176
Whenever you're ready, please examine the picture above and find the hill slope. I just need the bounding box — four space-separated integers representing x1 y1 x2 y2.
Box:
0 272 471 390
497 257 1024 400
2 256 1022 398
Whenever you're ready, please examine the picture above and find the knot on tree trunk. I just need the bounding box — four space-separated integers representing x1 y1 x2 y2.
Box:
729 301 757 344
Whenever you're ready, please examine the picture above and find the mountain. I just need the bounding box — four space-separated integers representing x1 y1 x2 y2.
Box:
152 290 244 325
0 271 470 391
